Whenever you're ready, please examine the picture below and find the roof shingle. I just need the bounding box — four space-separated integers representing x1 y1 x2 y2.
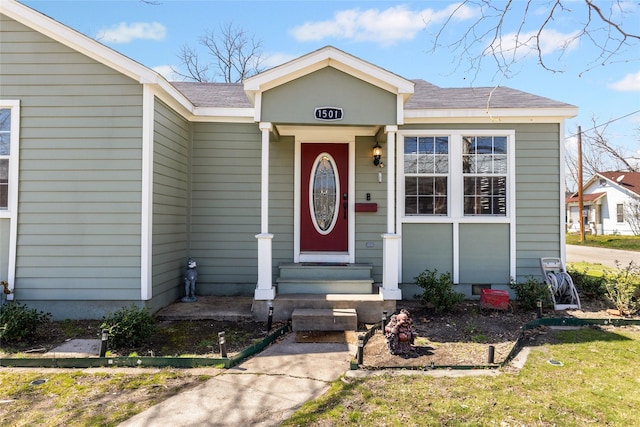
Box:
169 78 576 111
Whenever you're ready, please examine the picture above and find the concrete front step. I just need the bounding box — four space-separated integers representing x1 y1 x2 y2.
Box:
291 308 357 331
276 279 374 294
276 263 374 294
278 263 372 280
252 293 396 324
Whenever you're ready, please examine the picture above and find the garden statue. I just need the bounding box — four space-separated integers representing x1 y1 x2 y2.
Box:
384 309 417 356
182 258 198 302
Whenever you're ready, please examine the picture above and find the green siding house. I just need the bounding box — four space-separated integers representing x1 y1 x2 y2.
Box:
0 0 577 320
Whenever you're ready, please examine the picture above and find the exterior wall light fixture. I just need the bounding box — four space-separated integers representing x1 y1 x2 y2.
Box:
372 142 384 167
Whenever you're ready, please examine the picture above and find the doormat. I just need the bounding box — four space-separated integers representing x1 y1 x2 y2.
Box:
295 331 352 343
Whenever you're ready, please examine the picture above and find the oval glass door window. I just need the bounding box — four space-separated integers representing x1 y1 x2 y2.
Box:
309 153 340 235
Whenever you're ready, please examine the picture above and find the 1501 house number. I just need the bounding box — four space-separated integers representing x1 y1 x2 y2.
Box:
314 107 343 121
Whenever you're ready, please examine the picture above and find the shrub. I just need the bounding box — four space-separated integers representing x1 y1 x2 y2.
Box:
100 305 157 349
567 266 607 300
603 261 640 315
0 301 51 342
414 269 464 313
509 276 551 311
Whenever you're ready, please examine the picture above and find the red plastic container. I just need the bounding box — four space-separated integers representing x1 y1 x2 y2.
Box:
480 289 510 310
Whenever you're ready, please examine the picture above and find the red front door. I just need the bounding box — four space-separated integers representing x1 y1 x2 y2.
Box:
300 143 349 253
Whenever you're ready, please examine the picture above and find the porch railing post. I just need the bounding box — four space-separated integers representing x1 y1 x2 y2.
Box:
380 126 401 300
381 233 402 300
255 123 275 300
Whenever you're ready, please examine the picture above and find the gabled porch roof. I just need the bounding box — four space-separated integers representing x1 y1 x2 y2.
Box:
243 45 415 104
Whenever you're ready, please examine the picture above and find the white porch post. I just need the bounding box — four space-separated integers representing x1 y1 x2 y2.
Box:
381 126 402 300
254 122 276 300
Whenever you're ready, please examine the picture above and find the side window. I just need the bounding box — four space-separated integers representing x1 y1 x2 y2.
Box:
616 204 624 223
0 108 11 210
462 136 507 216
403 136 449 215
0 101 19 214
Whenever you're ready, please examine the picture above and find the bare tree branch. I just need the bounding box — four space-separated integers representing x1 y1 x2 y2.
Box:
174 22 264 83
565 118 640 191
433 0 639 79
172 45 210 82
584 119 639 172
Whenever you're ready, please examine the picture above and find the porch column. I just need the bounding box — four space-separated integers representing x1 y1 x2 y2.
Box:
255 122 275 300
381 126 401 300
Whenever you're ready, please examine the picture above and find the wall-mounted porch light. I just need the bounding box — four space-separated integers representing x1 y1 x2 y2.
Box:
372 142 384 167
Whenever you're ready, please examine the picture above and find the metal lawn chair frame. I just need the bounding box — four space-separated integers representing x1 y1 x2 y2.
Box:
540 257 581 310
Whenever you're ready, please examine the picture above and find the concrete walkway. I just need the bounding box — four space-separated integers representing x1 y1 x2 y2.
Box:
118 333 356 427
566 244 638 269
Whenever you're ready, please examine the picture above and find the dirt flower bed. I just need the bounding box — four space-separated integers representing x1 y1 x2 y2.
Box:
0 318 280 358
1 298 636 362
359 299 639 368
361 301 534 367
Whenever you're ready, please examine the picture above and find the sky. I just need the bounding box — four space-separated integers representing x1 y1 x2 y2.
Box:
17 0 640 167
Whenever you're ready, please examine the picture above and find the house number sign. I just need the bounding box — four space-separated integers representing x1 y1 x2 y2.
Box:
314 107 343 121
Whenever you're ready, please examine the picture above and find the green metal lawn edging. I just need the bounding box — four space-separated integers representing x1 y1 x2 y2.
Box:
523 317 640 329
351 317 640 371
0 324 290 369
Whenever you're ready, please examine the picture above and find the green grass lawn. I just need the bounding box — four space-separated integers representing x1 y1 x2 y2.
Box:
283 326 640 427
0 370 211 426
566 233 640 252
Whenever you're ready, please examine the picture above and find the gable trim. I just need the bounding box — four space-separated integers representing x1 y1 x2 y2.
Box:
244 46 414 104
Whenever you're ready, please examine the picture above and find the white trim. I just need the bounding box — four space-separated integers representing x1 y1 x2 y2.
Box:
385 126 397 233
278 125 378 140
255 123 275 299
0 100 20 299
253 93 263 122
259 122 272 234
396 96 405 125
191 108 254 122
452 222 460 284
404 109 578 121
244 46 414 102
560 121 567 264
396 129 517 284
254 233 275 300
140 86 155 300
381 233 402 299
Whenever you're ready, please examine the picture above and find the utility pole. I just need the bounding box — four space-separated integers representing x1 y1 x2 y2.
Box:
577 125 585 242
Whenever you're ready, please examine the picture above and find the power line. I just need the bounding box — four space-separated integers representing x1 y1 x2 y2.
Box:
567 109 640 138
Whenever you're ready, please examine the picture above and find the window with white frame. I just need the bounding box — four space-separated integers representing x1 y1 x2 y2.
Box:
462 135 507 216
401 132 512 218
0 108 11 210
0 101 19 214
403 136 449 215
616 204 624 223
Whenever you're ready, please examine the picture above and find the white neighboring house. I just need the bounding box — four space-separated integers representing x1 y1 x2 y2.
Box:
567 171 640 236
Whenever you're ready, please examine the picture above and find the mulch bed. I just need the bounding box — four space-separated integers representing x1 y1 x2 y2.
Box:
359 300 531 367
2 299 637 365
357 299 640 368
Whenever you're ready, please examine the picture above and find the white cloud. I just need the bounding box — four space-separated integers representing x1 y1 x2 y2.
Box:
290 3 476 46
488 29 580 60
96 22 166 44
262 52 299 69
608 72 640 92
152 65 181 81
